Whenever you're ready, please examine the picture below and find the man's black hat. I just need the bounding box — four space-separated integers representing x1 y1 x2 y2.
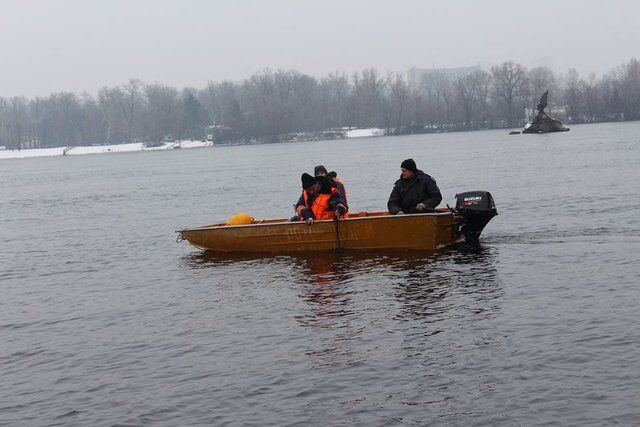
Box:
301 173 316 190
401 158 417 173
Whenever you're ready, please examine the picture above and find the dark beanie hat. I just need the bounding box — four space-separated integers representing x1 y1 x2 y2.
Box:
301 173 316 190
401 158 417 173
314 165 328 175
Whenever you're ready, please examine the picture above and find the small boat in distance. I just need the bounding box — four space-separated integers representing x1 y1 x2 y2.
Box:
177 192 497 254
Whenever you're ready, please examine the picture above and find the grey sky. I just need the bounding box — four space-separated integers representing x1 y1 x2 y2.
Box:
1 0 638 98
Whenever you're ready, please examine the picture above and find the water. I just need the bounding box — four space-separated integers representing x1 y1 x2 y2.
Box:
1 122 639 425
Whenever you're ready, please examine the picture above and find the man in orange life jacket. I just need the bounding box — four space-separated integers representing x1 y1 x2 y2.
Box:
296 173 348 225
292 166 349 221
313 165 348 206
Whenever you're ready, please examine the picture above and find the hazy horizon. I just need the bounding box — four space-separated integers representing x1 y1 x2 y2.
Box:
1 0 639 98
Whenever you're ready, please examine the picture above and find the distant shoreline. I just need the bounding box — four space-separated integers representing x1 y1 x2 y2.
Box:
0 128 386 160
3 121 637 161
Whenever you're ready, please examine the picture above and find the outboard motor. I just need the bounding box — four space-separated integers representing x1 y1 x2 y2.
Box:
455 191 498 246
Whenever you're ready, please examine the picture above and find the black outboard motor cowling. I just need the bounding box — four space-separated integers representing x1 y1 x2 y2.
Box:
455 191 498 245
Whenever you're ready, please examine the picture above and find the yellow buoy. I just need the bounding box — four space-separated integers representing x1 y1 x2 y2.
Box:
227 212 254 226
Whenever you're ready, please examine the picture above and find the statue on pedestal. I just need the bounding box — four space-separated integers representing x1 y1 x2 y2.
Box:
521 90 570 133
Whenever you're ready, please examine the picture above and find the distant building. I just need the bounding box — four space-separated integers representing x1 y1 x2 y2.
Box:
0 146 6 151
407 66 480 87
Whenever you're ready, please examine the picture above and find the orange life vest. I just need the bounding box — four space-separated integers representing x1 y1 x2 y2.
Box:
298 188 339 220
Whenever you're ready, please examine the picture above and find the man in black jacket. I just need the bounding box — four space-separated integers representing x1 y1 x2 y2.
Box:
387 159 442 215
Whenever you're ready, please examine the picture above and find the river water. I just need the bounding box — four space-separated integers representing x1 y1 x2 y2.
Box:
1 122 639 425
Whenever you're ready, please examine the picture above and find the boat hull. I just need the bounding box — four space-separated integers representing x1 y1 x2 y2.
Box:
178 211 461 253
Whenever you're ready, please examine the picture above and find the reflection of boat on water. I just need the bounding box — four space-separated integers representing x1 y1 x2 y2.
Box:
183 246 503 368
177 192 498 253
183 245 483 267
184 246 502 322
184 245 503 322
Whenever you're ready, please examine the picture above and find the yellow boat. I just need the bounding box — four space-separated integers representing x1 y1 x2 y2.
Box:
177 191 497 253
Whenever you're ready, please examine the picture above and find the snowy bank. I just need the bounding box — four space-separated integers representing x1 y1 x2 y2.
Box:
0 140 213 160
0 128 387 160
344 128 385 138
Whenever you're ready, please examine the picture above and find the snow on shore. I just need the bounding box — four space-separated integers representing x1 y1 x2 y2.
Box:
344 128 385 138
0 128 384 160
0 147 66 159
0 140 213 160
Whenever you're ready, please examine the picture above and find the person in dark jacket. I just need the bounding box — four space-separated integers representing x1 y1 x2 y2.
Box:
296 173 347 225
387 159 442 215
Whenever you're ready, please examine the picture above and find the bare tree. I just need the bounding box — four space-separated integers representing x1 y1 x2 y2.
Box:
120 78 144 141
455 70 491 129
144 84 179 142
563 68 584 121
492 61 529 126
181 88 210 140
98 87 128 143
199 81 219 125
319 71 350 129
350 68 386 127
28 97 44 148
288 71 321 132
620 58 640 120
7 97 29 150
388 72 409 130
420 71 453 129
406 90 427 129
217 81 242 131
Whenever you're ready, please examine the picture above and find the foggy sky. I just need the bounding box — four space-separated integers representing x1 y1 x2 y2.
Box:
1 0 638 98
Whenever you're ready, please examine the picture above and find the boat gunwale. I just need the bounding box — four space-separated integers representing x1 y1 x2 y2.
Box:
176 211 456 234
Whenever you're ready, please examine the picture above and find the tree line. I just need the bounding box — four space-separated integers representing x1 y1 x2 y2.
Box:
1 58 639 150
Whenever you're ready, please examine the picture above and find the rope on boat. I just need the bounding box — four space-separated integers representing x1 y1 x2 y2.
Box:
334 216 341 252
176 232 185 243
